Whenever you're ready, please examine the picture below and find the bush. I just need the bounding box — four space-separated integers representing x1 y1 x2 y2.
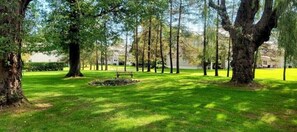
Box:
24 62 65 71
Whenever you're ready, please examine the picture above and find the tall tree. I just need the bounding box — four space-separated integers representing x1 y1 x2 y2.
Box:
65 0 83 77
135 20 139 72
176 0 183 74
202 0 208 76
124 32 128 72
147 17 152 72
227 0 235 77
210 0 286 84
278 2 297 81
169 0 174 73
214 0 219 76
0 0 32 106
159 20 165 73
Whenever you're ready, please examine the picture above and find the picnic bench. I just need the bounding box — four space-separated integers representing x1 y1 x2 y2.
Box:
116 71 133 78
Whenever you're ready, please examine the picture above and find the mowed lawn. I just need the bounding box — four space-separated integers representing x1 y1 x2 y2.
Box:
0 68 297 131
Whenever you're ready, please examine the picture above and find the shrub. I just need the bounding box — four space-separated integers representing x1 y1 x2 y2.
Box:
24 62 65 71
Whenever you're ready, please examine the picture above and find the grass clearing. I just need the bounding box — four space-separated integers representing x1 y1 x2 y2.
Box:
1 68 296 131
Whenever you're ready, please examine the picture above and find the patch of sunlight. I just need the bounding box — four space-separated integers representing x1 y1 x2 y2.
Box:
284 99 296 107
195 111 201 114
32 92 62 97
154 92 170 96
100 103 130 108
221 96 231 101
193 103 201 108
234 102 250 112
93 108 114 114
204 102 216 109
286 98 296 103
216 114 227 122
243 121 256 129
151 99 162 102
285 109 295 115
94 97 107 102
260 113 278 124
63 77 89 80
281 87 292 94
113 114 169 130
35 103 52 109
292 119 297 125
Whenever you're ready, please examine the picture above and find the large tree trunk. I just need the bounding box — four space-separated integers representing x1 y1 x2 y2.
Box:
66 43 83 77
65 0 83 77
0 0 31 107
210 0 279 84
230 34 256 84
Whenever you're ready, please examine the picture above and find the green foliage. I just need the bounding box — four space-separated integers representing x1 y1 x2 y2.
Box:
278 2 297 63
24 62 65 71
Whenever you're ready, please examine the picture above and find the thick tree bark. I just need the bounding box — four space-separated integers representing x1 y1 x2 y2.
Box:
65 0 83 77
169 0 173 74
66 43 83 77
160 22 165 73
176 0 182 74
0 0 32 107
147 17 152 72
210 0 279 84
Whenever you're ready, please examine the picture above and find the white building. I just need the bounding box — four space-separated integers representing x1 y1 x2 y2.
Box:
28 52 62 62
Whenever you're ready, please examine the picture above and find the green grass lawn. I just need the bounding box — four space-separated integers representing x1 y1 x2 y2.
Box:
1 68 296 131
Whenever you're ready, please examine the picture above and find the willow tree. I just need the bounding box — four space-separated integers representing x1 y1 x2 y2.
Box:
210 0 287 84
278 2 297 81
0 0 32 106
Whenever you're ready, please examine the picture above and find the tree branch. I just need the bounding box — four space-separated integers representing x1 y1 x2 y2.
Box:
254 0 278 47
209 0 233 31
255 0 273 30
22 0 33 11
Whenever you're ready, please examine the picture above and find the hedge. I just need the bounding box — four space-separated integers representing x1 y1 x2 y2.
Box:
24 62 65 71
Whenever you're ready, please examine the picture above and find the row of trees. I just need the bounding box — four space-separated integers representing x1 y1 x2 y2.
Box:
1 0 296 107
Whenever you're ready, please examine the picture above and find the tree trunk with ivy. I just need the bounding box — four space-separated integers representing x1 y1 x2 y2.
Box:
0 0 32 107
210 0 279 84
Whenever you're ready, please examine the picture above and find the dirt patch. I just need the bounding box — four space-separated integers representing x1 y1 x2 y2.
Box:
89 79 139 86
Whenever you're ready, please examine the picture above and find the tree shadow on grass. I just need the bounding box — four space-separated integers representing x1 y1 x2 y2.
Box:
1 71 296 131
